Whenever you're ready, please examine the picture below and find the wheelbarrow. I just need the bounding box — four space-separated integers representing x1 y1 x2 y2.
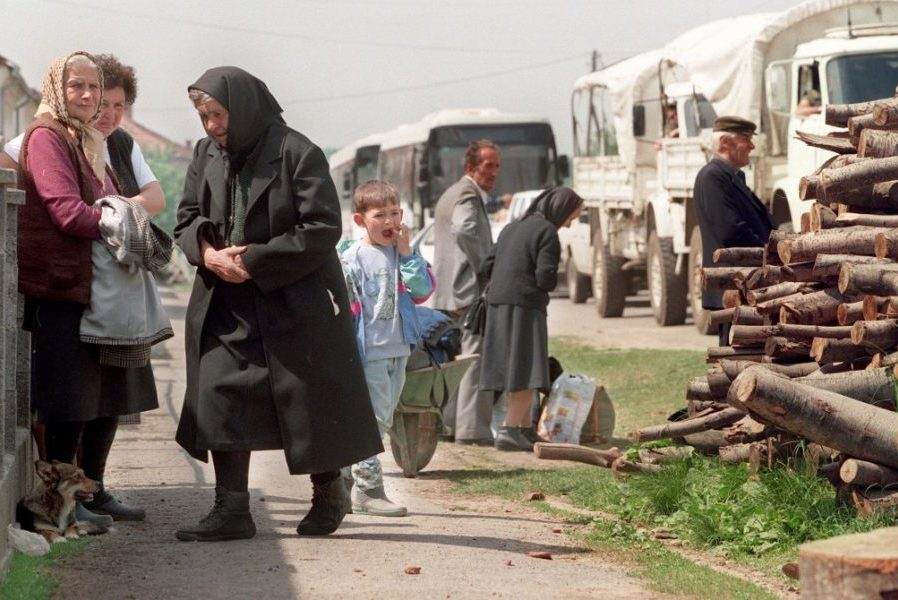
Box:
388 353 478 478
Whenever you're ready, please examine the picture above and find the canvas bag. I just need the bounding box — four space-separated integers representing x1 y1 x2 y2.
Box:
537 373 596 444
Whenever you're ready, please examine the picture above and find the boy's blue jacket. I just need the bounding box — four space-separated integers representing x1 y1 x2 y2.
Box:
338 239 435 365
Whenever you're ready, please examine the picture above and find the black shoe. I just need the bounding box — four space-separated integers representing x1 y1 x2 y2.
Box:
176 487 256 542
455 437 494 447
74 503 113 528
297 476 351 536
494 427 534 452
82 487 146 522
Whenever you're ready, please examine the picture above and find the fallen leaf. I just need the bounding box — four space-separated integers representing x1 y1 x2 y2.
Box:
551 528 562 534
405 566 422 575
526 491 545 501
505 560 514 567
353 568 363 573
528 551 552 560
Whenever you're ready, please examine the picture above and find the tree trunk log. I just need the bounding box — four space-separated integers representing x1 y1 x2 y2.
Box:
709 307 735 326
813 254 894 279
862 296 893 321
820 180 898 211
718 359 818 380
811 337 873 364
851 487 898 518
795 131 858 157
722 289 743 309
799 527 898 599
838 301 866 326
610 457 662 476
777 324 852 340
837 213 898 228
731 325 780 347
858 128 898 158
849 113 894 147
706 346 764 362
686 377 714 402
840 458 898 486
851 319 898 349
731 367 898 468
630 407 744 443
873 98 898 126
746 282 819 306
712 247 764 266
796 367 897 408
820 157 898 198
765 335 812 359
764 230 798 266
732 305 765 325
839 263 898 295
810 203 839 231
706 370 733 399
718 442 766 464
778 227 888 264
779 262 822 283
637 446 694 464
532 442 621 468
874 230 898 260
779 288 844 325
827 98 893 127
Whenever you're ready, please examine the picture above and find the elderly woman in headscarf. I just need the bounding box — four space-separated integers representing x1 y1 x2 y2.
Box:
173 66 382 542
18 51 156 525
479 186 584 452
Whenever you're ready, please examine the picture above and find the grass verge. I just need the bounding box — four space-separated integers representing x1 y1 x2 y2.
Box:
0 536 96 600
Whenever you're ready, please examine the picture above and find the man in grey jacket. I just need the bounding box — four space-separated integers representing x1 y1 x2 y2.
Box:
432 139 499 445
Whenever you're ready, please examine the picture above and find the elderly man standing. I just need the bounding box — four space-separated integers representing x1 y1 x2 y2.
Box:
694 116 774 346
432 139 499 445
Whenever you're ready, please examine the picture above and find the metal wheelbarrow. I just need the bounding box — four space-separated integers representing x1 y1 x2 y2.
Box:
388 353 478 477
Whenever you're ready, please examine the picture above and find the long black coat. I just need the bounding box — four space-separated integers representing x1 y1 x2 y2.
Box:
174 122 383 474
694 157 774 309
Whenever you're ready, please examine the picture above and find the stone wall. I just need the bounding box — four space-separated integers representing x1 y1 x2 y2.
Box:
0 167 32 577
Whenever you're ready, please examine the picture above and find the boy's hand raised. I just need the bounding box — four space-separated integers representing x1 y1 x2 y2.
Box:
395 224 412 256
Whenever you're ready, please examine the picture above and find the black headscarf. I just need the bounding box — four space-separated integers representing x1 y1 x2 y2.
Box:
521 186 584 229
188 66 285 159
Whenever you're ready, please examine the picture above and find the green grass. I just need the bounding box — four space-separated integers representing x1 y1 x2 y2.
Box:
547 340 706 438
0 537 96 600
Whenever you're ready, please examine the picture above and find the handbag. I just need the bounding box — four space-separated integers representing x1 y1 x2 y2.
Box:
463 286 489 335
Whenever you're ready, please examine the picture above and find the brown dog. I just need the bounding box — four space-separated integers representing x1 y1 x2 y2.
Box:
16 460 103 543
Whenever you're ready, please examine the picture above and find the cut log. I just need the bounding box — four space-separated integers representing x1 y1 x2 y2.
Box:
838 301 866 325
764 336 812 360
686 377 714 402
840 459 898 486
778 324 853 340
836 212 898 228
746 282 818 306
795 131 857 157
778 227 888 264
800 527 898 598
629 407 744 443
851 319 898 349
823 180 898 211
858 128 898 158
709 307 735 326
862 296 893 321
731 305 764 325
610 457 662 476
706 370 732 399
851 487 898 518
873 99 898 127
848 113 893 147
701 266 754 291
875 229 898 260
719 442 765 464
778 262 821 283
796 367 897 408
682 429 735 454
800 212 812 233
839 263 898 296
731 367 898 468
809 203 838 231
731 325 780 347
712 247 764 266
778 288 844 325
755 291 806 315
820 157 898 198
813 254 894 279
722 290 743 309
706 346 764 362
810 337 872 364
737 265 788 289
532 442 621 468
764 230 798 267
718 359 818 380
638 446 694 464
827 98 893 127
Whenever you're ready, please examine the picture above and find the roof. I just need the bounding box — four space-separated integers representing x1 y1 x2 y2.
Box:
329 131 386 169
378 108 551 152
120 113 193 161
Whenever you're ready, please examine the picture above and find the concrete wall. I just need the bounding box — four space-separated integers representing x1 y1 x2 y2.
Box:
0 167 33 578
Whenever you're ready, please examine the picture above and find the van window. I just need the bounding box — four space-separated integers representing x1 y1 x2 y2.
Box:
827 52 898 104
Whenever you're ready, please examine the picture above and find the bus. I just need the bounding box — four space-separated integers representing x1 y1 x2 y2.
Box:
376 108 567 230
329 132 384 239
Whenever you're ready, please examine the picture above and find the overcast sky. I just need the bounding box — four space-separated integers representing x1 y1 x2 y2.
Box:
0 0 805 155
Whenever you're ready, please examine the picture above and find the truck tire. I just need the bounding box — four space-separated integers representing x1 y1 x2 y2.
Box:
689 226 716 335
592 231 626 318
647 231 687 326
566 256 590 304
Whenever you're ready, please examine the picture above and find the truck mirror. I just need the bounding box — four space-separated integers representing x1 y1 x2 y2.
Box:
342 172 351 193
558 155 570 180
632 105 646 137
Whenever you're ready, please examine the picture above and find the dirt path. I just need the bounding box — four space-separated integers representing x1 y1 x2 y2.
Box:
47 286 669 599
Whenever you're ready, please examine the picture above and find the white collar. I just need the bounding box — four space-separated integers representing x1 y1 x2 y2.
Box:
464 175 488 202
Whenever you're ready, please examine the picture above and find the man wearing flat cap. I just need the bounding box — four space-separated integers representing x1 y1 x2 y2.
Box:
693 116 774 345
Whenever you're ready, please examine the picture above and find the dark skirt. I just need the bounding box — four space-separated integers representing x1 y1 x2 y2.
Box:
479 303 550 394
25 298 159 423
192 281 282 452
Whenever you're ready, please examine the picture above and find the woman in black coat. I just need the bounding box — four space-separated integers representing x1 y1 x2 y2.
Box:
173 66 382 541
479 187 584 451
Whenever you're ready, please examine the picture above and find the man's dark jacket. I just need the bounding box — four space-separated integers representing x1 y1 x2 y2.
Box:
694 157 774 309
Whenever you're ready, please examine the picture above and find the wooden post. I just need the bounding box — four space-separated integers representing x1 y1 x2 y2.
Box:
800 527 898 599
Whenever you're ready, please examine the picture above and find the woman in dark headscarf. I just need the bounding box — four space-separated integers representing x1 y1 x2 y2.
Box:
479 186 584 451
174 67 382 541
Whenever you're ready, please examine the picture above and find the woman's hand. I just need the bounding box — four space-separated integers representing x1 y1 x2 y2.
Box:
202 243 251 283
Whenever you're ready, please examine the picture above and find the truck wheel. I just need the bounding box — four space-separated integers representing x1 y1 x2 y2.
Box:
647 231 687 326
689 226 716 335
566 256 590 304
592 231 626 318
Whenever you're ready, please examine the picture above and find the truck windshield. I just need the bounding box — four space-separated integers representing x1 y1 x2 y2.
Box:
429 123 558 200
827 52 898 104
355 145 379 184
682 97 717 137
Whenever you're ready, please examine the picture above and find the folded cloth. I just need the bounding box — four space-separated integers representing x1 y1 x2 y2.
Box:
80 196 174 366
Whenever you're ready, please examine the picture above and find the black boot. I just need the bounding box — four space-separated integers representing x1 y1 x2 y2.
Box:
82 484 146 522
176 486 256 542
297 476 351 536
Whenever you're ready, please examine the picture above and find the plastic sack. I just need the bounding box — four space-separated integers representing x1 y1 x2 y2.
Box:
537 373 596 444
8 523 50 556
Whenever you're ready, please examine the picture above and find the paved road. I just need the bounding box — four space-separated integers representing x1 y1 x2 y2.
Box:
547 290 712 352
47 285 667 600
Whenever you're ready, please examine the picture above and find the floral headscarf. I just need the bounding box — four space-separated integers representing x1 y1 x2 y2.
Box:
35 51 106 181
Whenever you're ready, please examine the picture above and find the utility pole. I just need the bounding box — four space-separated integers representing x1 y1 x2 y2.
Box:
591 50 601 72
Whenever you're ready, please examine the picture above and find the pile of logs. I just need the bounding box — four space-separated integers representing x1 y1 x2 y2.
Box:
625 93 898 515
